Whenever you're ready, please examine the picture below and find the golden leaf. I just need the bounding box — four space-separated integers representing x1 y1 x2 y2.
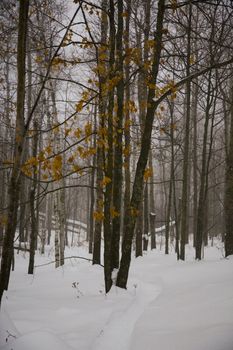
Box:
100 176 111 188
74 128 82 138
75 100 84 112
144 167 153 181
110 207 120 218
93 210 104 221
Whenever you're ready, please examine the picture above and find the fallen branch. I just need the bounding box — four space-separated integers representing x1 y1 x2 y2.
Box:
35 256 104 268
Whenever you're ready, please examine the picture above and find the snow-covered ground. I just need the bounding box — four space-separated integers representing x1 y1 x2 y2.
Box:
0 241 233 350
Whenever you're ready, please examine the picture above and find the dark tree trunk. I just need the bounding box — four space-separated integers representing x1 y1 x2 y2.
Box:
180 2 192 261
225 86 233 257
192 80 198 247
122 0 132 248
195 71 212 260
93 0 107 266
111 0 124 270
149 153 156 249
28 119 38 275
116 0 166 289
136 201 143 258
102 0 115 292
88 107 97 254
165 177 172 255
0 0 29 306
93 145 103 266
143 183 149 251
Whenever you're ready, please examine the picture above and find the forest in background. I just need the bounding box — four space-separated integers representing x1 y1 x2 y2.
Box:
0 0 233 304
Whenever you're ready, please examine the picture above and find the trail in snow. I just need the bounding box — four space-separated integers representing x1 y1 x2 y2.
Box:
90 275 162 350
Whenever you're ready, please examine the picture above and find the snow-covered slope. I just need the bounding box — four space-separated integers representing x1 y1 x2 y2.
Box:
0 244 232 350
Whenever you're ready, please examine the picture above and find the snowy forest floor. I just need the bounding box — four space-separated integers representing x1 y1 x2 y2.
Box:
0 239 233 350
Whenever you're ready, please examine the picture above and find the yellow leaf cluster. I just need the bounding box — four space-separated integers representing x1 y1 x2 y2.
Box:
130 207 139 217
80 37 94 49
154 80 177 99
35 55 43 64
62 30 73 47
72 164 81 173
85 122 92 137
125 47 141 65
170 123 177 130
170 0 178 10
110 207 120 218
97 138 108 149
189 54 195 65
21 165 32 177
93 63 106 76
99 52 108 61
125 100 137 114
51 155 62 180
144 167 153 181
68 155 75 163
77 146 96 159
93 210 104 222
100 176 111 188
124 119 132 130
82 90 90 100
145 39 155 49
74 127 82 138
21 156 39 177
123 146 131 157
45 145 52 155
41 159 51 171
75 100 84 112
0 214 8 227
52 57 67 68
65 128 71 137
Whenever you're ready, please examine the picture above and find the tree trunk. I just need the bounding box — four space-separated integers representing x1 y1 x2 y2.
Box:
165 176 172 255
122 0 132 248
180 2 192 261
0 0 29 306
149 153 156 249
116 0 166 289
28 120 38 274
225 84 233 257
136 201 143 257
102 0 115 292
192 80 198 247
88 109 96 254
143 183 149 251
111 0 124 270
195 71 212 260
